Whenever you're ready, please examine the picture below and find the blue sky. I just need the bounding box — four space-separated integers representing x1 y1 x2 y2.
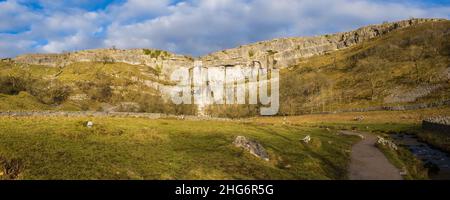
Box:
0 0 449 58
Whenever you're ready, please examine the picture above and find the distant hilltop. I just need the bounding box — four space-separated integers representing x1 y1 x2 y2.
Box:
1 17 449 117
12 18 447 73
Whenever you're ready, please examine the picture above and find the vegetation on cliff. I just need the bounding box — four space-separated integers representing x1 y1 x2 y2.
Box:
278 21 449 115
0 61 196 114
0 20 449 118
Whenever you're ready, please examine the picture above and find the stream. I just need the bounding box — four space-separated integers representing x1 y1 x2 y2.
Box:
391 134 450 180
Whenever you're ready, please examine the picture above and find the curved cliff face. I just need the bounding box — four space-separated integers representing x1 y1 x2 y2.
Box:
12 18 446 72
201 18 446 68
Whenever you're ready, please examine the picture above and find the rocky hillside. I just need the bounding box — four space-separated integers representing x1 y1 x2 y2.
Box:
11 18 444 73
1 18 449 116
201 18 445 69
278 19 450 116
13 48 194 78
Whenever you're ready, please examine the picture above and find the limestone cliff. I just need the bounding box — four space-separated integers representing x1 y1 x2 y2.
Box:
12 18 446 72
201 18 446 68
13 48 194 77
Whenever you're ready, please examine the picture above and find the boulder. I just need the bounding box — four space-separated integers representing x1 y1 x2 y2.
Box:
301 135 311 144
86 121 94 128
376 136 398 151
233 136 269 161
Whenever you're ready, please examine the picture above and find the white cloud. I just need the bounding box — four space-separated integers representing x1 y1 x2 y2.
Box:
0 0 42 32
106 0 172 23
0 0 449 58
104 0 450 56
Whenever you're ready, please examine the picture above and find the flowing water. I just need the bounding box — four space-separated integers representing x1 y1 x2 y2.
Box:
391 134 450 180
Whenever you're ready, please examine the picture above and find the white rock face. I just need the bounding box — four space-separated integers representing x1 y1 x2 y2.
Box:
13 48 194 79
201 18 444 69
13 18 443 73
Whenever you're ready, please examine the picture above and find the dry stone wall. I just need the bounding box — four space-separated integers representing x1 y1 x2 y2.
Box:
423 117 450 134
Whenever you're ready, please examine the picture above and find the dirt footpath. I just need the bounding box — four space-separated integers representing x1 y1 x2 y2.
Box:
341 131 403 180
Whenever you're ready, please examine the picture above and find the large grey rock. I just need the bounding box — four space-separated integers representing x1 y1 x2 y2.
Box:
233 136 269 161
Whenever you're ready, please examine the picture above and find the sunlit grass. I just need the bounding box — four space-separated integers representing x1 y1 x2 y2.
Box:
0 116 358 180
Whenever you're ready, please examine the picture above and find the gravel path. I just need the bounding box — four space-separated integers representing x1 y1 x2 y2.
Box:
341 131 403 180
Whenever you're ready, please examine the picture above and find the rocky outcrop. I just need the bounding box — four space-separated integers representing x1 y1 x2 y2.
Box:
13 48 194 78
201 18 445 68
233 136 269 161
384 84 444 104
9 18 447 116
376 136 398 151
12 18 446 73
423 116 450 134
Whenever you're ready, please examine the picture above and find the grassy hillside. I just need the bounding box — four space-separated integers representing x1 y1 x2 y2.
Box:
279 20 450 115
0 61 196 114
2 107 445 180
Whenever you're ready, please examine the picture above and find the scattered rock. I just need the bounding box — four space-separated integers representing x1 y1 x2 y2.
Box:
282 117 288 125
353 116 365 121
233 136 269 161
301 135 311 144
423 116 450 125
376 136 398 151
86 121 94 128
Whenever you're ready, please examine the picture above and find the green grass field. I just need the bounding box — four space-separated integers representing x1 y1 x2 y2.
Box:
0 116 359 180
1 107 448 180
